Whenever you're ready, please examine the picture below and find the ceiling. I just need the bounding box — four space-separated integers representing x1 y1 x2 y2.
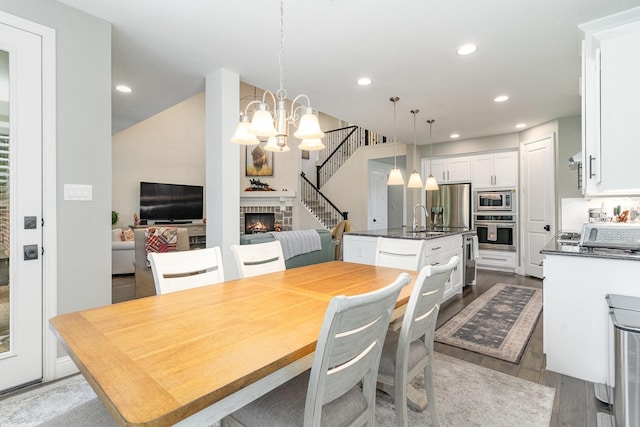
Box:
57 0 640 145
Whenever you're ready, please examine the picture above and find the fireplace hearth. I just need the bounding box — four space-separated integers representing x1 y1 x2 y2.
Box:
244 213 275 234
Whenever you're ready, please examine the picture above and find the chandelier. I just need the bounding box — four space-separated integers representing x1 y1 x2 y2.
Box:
230 0 325 152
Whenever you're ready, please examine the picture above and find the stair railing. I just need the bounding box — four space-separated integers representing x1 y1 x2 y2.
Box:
316 125 388 188
300 172 348 230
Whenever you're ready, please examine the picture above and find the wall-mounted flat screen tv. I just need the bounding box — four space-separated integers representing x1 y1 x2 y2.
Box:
140 182 203 223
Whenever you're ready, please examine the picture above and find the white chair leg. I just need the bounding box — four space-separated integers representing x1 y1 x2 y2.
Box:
424 362 440 427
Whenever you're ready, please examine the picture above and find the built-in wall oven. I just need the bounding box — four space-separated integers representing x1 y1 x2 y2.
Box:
474 214 517 251
474 189 516 212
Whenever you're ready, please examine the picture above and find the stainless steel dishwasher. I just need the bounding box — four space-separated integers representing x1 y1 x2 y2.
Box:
463 232 477 287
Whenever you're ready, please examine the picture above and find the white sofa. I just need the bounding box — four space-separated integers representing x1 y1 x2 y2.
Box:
112 228 135 274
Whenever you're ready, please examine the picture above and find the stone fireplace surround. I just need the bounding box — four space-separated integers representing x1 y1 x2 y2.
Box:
239 192 296 236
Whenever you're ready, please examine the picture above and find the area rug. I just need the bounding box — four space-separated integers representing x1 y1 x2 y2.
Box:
0 353 555 426
434 283 542 363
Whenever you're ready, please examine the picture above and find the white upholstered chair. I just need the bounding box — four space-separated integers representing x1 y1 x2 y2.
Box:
377 255 460 427
148 246 225 295
221 272 411 427
230 240 286 278
375 237 425 271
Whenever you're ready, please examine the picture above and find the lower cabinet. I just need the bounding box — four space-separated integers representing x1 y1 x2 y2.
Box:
476 249 516 271
343 234 463 301
343 234 378 266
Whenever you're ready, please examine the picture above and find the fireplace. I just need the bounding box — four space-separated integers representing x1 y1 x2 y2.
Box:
244 213 275 234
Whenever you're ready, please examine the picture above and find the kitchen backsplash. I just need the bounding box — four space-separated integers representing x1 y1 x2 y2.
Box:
561 197 640 232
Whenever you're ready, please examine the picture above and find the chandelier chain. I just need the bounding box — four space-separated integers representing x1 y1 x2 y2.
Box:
277 0 286 101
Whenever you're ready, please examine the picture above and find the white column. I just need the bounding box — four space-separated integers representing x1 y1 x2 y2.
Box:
205 69 240 279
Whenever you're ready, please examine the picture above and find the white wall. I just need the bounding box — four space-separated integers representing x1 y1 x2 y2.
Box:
321 144 407 232
112 93 206 227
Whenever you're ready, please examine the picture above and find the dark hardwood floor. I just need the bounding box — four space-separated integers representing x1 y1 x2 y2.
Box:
112 269 611 426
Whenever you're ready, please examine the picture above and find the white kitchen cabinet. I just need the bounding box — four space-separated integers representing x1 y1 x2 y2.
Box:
422 156 471 184
343 234 377 265
423 237 463 300
470 151 518 189
343 233 464 301
476 249 517 272
580 10 640 196
543 252 640 384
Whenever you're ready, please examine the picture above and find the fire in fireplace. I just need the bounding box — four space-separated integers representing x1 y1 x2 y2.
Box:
244 213 275 234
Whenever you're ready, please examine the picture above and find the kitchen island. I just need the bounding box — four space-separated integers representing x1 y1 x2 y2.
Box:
541 236 640 385
343 227 469 302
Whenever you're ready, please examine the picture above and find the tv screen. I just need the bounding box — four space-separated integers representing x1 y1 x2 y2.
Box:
140 182 203 222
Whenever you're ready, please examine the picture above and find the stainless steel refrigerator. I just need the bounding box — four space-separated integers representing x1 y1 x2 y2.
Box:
425 182 472 229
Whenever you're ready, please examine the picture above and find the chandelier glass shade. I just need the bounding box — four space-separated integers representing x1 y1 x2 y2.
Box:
407 109 423 188
230 0 325 151
387 96 404 186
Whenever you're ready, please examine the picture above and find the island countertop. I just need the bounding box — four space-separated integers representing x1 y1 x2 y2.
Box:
541 235 640 261
345 227 472 241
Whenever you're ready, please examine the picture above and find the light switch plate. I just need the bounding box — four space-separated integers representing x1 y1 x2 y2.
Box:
64 184 93 201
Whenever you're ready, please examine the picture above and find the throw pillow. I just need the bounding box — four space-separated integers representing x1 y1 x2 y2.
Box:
122 228 134 241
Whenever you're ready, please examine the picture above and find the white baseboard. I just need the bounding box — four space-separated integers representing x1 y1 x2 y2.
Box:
53 355 79 379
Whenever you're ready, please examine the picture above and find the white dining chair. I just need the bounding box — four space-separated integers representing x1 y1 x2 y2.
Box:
221 272 411 427
375 237 425 271
148 246 224 295
377 255 460 427
230 240 286 278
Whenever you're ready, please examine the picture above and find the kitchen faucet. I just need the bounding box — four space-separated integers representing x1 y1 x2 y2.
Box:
412 204 428 231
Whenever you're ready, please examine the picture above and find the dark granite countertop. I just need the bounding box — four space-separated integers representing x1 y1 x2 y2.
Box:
345 227 473 241
541 236 640 261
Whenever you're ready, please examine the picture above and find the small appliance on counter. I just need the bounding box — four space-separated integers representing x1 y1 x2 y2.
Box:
580 223 640 251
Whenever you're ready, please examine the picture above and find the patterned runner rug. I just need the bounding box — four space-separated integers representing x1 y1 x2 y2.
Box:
434 283 542 363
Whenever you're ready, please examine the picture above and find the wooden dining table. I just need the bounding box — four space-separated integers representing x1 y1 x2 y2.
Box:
49 261 417 427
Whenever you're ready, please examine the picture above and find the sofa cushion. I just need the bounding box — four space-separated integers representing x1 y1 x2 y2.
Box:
112 228 123 242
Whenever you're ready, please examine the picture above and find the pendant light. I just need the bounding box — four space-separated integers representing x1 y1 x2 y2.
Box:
387 96 404 186
407 109 424 188
424 119 439 191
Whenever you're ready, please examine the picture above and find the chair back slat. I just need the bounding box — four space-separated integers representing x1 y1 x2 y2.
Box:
148 246 225 295
375 237 425 271
230 241 286 278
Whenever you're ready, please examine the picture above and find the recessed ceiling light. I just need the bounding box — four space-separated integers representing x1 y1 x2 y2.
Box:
116 85 132 93
456 44 478 56
515 123 527 129
494 95 509 102
450 133 460 139
357 77 372 86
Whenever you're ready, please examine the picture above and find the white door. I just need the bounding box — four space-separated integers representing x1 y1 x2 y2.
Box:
369 169 388 230
521 135 555 278
0 22 44 392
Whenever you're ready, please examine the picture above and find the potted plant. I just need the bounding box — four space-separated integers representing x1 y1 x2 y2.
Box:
111 210 119 226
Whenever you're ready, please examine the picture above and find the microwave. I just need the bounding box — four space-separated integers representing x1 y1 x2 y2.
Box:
474 190 515 212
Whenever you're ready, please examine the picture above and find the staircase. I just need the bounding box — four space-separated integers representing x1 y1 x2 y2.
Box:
299 125 391 229
300 172 347 230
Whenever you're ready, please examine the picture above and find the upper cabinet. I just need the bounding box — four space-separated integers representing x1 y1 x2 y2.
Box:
423 156 471 184
471 151 518 189
581 8 640 196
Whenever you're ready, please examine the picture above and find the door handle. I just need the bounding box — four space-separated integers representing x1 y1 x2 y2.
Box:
544 225 550 231
589 155 596 178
